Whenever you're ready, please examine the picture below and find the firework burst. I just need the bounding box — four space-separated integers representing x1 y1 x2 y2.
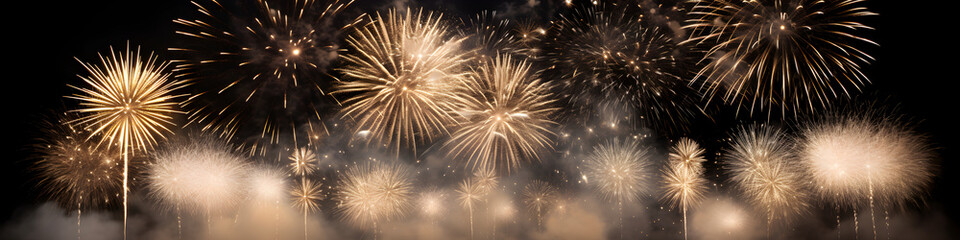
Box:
68 45 186 239
288 147 318 176
583 138 653 203
798 114 935 208
148 137 249 215
522 180 558 228
457 178 483 238
723 125 809 223
668 138 707 175
34 113 125 211
547 3 702 133
684 0 877 116
446 54 558 172
291 178 324 215
336 161 415 229
172 0 360 156
335 8 471 154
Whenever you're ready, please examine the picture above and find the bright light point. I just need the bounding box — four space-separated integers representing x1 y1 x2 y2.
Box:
292 48 301 55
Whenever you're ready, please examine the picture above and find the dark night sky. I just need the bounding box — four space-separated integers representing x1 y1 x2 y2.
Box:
2 0 956 236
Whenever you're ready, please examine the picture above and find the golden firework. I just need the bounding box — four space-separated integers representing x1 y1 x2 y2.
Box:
724 125 809 223
68 45 186 239
336 161 415 228
446 54 558 172
335 8 471 154
684 0 877 116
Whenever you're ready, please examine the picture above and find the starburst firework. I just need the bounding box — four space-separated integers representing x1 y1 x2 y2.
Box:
68 45 186 239
446 54 558 172
583 138 653 203
34 113 125 210
291 178 324 214
335 8 471 154
172 0 360 156
724 125 809 223
522 180 558 228
547 3 702 132
288 147 318 176
684 0 877 116
336 161 415 228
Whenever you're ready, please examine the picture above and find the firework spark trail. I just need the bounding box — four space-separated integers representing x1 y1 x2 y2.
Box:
336 161 415 232
583 138 653 203
148 137 249 224
172 0 360 157
522 180 558 230
335 8 471 155
446 54 558 173
724 125 809 226
798 114 935 239
661 138 708 240
547 2 702 133
68 45 186 240
683 0 877 117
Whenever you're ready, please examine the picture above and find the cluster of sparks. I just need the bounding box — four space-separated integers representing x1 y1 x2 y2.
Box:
29 0 944 238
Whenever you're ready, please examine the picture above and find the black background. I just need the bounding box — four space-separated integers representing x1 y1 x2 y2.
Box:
2 0 955 236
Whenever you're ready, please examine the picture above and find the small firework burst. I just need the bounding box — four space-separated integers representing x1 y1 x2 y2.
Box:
34 113 125 210
522 180 558 227
723 125 809 223
148 137 249 214
583 138 653 203
335 8 471 154
172 0 360 156
446 54 558 172
288 147 318 176
547 3 702 133
291 178 324 215
335 161 415 228
668 138 707 175
661 138 708 219
684 0 877 116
